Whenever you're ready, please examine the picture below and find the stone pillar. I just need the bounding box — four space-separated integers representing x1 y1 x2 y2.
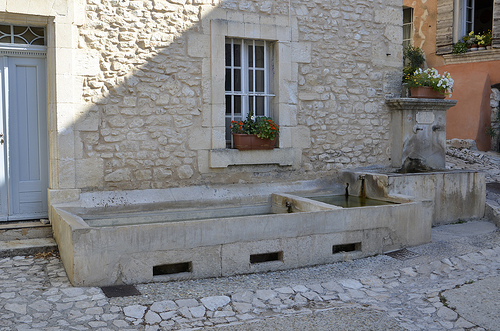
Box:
386 98 457 172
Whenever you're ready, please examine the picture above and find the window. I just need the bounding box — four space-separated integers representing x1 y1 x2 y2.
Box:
403 7 413 50
225 39 274 147
437 0 496 53
457 0 493 38
0 25 45 46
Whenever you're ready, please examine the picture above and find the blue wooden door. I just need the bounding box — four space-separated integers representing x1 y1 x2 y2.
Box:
0 56 48 220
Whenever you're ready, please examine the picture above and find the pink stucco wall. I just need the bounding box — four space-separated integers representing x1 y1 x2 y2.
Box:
437 61 500 151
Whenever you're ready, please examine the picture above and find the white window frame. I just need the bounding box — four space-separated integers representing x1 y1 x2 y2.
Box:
225 38 275 146
463 0 474 35
193 17 312 170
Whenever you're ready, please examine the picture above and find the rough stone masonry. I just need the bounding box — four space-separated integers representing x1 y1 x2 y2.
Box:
73 0 402 191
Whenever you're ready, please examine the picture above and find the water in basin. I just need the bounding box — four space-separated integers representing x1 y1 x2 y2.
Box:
307 195 398 208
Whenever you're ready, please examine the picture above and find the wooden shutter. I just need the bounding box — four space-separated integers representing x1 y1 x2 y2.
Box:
436 0 454 54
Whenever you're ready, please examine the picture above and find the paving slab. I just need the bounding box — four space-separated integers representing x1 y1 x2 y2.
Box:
443 276 500 331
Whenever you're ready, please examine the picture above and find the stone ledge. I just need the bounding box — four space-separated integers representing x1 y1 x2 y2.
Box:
209 148 295 168
386 98 458 111
442 49 500 65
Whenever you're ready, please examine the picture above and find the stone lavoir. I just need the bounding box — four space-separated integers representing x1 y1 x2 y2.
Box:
0 1 488 287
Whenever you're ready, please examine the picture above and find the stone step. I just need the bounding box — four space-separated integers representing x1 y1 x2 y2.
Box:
0 220 53 241
0 238 58 258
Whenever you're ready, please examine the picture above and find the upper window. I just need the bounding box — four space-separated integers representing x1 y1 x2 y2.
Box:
458 0 493 37
225 39 274 147
0 25 45 46
403 7 413 50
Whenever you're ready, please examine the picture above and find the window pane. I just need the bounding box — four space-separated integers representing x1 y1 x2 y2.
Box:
403 8 412 23
255 46 264 68
225 43 231 66
0 25 10 34
234 95 242 115
234 69 241 92
248 97 254 115
225 68 231 92
234 44 241 67
31 37 45 46
403 25 411 40
225 117 232 142
255 96 265 116
255 70 264 92
248 69 254 92
0 36 10 43
248 45 253 67
226 95 232 114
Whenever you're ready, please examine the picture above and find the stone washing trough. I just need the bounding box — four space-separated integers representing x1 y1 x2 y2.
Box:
51 178 433 286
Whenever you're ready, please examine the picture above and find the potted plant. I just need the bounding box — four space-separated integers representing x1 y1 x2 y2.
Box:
230 111 279 150
452 41 468 54
406 68 454 99
464 31 478 50
403 46 425 83
483 30 493 49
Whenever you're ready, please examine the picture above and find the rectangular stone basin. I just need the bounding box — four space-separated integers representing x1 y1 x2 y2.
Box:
51 181 432 286
342 169 486 226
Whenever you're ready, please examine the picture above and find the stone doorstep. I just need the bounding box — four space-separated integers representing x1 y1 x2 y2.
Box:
0 220 56 257
0 237 58 258
0 219 50 231
0 220 53 241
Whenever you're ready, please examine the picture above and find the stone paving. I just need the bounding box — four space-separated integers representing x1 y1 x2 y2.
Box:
0 147 499 331
0 220 499 330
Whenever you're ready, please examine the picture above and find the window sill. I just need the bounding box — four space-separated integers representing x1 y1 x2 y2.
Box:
209 148 296 168
442 48 500 65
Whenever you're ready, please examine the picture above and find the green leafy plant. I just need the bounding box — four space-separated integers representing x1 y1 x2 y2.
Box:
452 41 468 54
483 30 492 46
485 109 500 138
406 68 454 95
231 111 279 140
403 46 425 83
463 31 477 45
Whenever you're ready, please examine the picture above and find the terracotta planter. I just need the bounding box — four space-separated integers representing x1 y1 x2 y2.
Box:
409 86 446 99
232 133 276 150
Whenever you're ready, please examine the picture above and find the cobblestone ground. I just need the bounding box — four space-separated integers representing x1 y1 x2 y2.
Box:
0 148 498 331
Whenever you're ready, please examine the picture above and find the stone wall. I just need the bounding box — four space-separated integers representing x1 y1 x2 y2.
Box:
490 88 500 151
74 0 402 191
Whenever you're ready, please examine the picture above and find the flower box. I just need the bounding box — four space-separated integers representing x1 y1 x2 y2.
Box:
409 86 446 99
232 133 276 150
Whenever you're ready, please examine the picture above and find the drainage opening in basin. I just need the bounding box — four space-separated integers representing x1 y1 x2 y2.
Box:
332 243 361 254
250 251 283 264
153 262 192 276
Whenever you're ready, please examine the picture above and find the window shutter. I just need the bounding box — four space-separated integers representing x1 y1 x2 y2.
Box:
493 0 500 48
436 0 454 54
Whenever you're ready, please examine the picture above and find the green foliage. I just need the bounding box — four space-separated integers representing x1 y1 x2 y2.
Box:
485 110 500 138
452 42 468 54
230 111 279 140
403 46 425 83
